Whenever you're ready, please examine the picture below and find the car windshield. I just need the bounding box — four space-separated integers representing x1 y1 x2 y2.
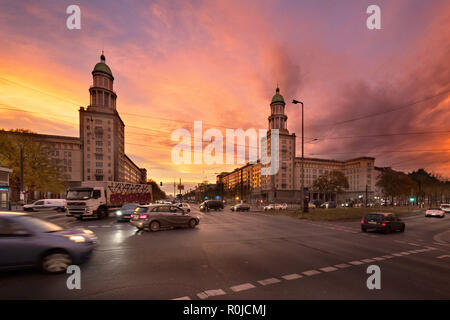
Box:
135 207 148 214
67 189 92 200
121 203 138 210
17 216 64 233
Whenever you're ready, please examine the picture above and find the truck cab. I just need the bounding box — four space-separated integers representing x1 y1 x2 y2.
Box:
66 187 108 220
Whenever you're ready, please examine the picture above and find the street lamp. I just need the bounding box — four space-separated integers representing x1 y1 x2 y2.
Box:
292 99 305 214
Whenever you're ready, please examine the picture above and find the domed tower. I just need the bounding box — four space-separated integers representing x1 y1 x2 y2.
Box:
89 52 117 111
268 87 289 133
79 53 125 182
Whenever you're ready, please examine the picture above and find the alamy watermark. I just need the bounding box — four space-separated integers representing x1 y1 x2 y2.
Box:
171 121 279 175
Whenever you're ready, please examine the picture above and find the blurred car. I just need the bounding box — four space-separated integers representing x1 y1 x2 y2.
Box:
199 200 224 212
425 208 445 218
0 212 96 273
115 203 139 221
361 212 405 233
231 203 251 212
175 203 191 212
23 199 67 212
308 202 316 209
320 201 337 209
130 204 200 232
440 203 450 214
264 203 287 211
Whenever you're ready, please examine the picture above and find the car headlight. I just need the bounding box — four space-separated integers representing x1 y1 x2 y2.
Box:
116 210 122 216
83 229 93 235
65 235 86 243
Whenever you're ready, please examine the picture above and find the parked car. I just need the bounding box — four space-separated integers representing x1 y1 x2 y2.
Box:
0 211 96 273
308 202 316 209
440 203 450 214
130 204 200 232
231 203 251 212
199 200 224 212
425 208 445 218
175 203 191 212
361 212 405 233
116 203 139 221
23 199 67 212
320 201 337 209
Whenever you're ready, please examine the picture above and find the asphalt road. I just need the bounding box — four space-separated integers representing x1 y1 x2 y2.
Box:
0 206 449 299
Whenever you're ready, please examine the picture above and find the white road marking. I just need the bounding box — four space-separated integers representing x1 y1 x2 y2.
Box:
392 253 403 256
320 266 338 272
335 263 351 269
282 273 303 280
302 270 321 276
257 278 281 286
408 243 421 246
230 283 256 292
196 292 208 299
361 259 375 263
349 261 364 265
372 257 385 261
382 255 393 259
399 252 411 255
203 289 226 297
437 255 450 259
172 296 191 300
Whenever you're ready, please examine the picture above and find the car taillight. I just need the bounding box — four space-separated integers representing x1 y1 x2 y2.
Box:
130 214 134 218
381 221 386 226
361 219 364 224
139 214 149 219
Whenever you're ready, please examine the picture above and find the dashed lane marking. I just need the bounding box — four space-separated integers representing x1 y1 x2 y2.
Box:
282 274 303 280
349 261 364 265
334 263 351 269
172 296 191 300
230 283 256 292
361 259 375 263
372 257 385 261
257 278 281 286
196 292 208 300
437 255 450 259
204 289 226 297
302 270 321 276
320 266 338 272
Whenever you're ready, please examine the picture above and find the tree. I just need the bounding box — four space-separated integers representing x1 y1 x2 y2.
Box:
0 129 65 200
376 169 416 205
146 179 166 201
312 170 349 201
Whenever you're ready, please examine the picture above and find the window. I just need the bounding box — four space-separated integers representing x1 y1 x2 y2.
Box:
96 162 103 167
96 141 103 146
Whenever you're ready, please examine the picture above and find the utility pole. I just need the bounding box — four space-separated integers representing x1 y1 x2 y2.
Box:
292 99 304 214
173 179 176 199
365 184 368 207
20 145 24 204
240 167 243 203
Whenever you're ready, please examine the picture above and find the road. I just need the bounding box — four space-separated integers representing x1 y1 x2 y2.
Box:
0 206 449 299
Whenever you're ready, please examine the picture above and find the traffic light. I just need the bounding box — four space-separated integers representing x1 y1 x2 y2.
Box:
410 197 415 203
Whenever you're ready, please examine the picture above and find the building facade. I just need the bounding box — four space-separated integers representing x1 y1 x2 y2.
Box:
0 167 12 210
1 54 147 201
217 87 376 203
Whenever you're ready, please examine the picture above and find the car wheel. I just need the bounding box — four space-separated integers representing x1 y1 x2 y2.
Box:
41 251 72 273
150 221 160 232
400 225 405 232
188 219 197 228
361 227 367 233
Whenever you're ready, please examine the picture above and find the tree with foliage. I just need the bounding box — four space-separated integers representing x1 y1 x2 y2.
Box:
312 170 349 201
376 168 417 205
146 179 166 201
0 129 66 200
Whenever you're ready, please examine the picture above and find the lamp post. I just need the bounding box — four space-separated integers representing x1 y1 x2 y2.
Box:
292 99 304 214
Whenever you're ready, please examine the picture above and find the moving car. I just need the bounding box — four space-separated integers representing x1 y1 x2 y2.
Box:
115 203 139 221
199 200 224 212
361 212 405 233
130 204 200 232
320 201 337 209
263 203 287 211
175 203 191 212
231 203 251 212
440 203 450 214
23 199 67 212
425 208 445 218
0 212 96 273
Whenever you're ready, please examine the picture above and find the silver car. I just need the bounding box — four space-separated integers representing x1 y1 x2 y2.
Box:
130 204 200 232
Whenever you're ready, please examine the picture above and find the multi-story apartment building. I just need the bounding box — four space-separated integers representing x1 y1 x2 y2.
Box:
217 87 376 203
1 53 147 200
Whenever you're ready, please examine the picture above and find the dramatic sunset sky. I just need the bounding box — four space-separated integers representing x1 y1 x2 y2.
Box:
0 0 449 193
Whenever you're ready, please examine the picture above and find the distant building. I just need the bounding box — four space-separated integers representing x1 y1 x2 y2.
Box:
217 87 376 203
0 167 13 210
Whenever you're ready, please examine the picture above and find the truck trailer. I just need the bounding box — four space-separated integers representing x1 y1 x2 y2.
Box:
66 181 152 220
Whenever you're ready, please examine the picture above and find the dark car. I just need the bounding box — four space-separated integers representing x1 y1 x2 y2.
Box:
115 203 139 221
0 212 96 273
231 203 250 212
130 205 200 232
199 200 224 212
361 212 405 233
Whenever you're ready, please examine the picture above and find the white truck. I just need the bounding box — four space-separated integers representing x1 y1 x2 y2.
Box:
66 181 152 220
